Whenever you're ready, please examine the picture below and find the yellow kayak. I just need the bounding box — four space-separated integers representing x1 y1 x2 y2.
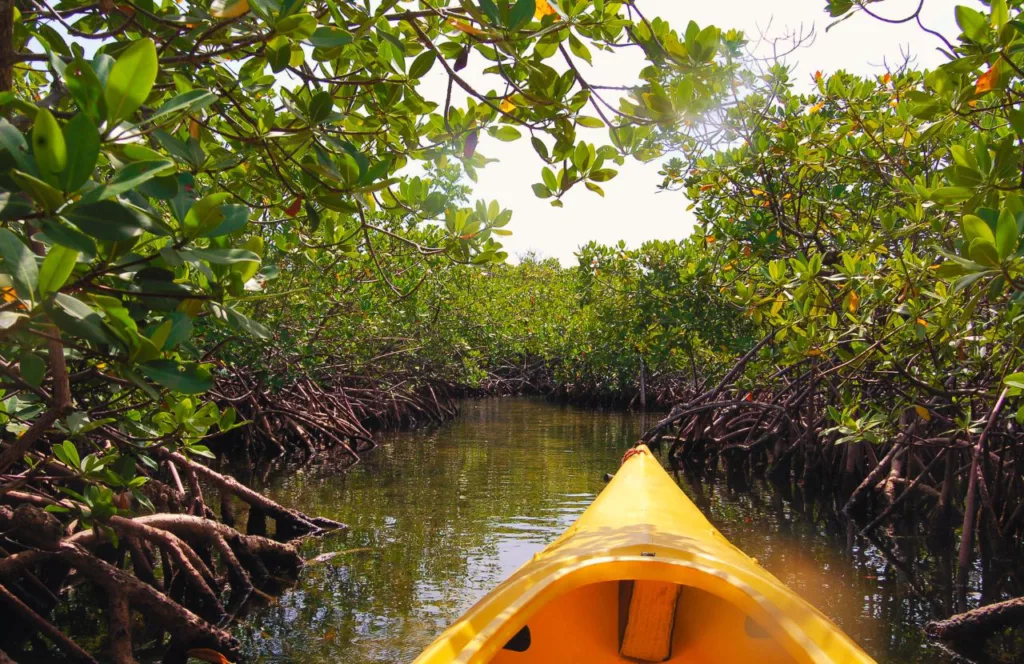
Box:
413 445 875 664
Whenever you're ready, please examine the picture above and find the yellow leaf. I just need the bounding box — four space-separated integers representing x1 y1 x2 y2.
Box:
916 318 928 327
499 98 515 113
209 0 248 18
975 67 998 94
186 649 233 664
848 290 860 313
189 119 200 139
534 0 557 19
751 188 765 196
448 19 483 36
807 101 825 114
806 348 823 356
705 235 715 244
882 72 891 85
914 405 931 421
814 70 822 81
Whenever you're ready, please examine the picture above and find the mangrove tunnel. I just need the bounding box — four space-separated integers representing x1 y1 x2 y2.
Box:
1 0 1024 661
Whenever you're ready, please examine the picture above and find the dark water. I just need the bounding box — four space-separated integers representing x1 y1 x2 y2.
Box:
236 398 973 663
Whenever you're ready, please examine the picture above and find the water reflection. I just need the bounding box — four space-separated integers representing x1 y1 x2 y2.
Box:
236 398 973 663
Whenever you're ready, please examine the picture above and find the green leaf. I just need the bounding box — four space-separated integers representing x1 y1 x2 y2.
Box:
79 160 174 204
956 5 989 42
187 444 216 459
491 126 521 141
60 114 100 193
0 228 39 302
182 247 261 264
183 193 231 237
478 0 501 25
62 440 81 470
210 301 272 339
10 170 64 213
141 360 213 394
104 38 158 126
32 108 67 174
509 0 535 30
205 205 250 238
962 214 995 246
39 218 97 256
19 352 45 387
996 208 1017 261
310 26 352 48
0 118 32 172
1005 372 1024 389
38 244 79 297
408 50 437 79
569 34 592 64
308 91 333 124
49 293 121 348
63 201 149 241
144 90 217 125
63 58 106 126
969 237 1000 266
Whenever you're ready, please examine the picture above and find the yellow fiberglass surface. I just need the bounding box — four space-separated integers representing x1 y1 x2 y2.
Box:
412 445 876 664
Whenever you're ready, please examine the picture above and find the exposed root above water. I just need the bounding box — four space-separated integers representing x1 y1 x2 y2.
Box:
0 440 344 662
209 365 460 464
639 341 1024 649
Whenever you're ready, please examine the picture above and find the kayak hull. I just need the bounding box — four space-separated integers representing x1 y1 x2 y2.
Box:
413 446 875 664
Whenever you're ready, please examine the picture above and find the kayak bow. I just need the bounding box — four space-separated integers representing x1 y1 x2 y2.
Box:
413 445 875 664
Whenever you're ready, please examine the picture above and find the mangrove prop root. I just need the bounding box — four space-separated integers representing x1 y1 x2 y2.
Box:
211 366 460 463
0 444 344 663
150 448 345 536
927 596 1024 642
636 354 1024 638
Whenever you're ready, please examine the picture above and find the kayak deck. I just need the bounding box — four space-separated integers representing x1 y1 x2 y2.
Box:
414 446 875 663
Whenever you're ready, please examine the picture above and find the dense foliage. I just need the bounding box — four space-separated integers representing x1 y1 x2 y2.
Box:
5 0 1024 657
0 0 742 660
635 0 1024 644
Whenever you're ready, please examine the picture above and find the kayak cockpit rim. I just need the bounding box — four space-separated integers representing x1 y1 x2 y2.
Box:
433 554 833 664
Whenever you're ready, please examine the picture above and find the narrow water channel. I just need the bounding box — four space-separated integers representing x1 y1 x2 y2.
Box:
237 398 962 663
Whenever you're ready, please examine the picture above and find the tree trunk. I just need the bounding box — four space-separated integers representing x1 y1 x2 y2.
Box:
0 0 14 92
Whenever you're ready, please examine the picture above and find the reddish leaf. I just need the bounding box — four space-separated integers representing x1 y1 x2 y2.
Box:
976 67 998 94
285 197 303 217
454 45 470 72
186 649 232 664
463 130 478 158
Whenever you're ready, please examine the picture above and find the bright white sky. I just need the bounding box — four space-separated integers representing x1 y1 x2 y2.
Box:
432 0 964 264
